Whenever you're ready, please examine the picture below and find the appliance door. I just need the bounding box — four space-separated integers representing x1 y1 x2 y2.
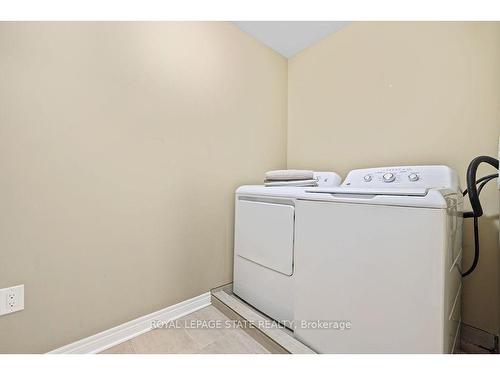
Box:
294 200 447 353
235 198 294 276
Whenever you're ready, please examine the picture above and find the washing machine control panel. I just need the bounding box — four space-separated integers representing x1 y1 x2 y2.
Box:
353 167 421 186
342 165 459 191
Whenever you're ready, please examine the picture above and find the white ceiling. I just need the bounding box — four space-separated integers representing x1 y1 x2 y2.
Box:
233 21 350 58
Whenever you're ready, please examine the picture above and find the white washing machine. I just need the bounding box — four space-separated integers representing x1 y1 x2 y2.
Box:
233 172 342 326
293 165 463 353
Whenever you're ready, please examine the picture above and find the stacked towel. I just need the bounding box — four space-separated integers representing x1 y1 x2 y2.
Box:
264 170 318 187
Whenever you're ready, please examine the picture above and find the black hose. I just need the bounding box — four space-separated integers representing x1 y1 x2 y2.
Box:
461 173 497 276
465 156 498 218
463 174 498 218
462 173 498 197
460 156 499 277
461 217 479 277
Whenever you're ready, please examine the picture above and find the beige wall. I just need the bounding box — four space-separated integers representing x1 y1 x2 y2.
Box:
0 22 287 353
288 22 500 334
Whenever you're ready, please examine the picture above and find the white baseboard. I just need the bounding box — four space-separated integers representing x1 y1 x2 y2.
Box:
48 292 211 354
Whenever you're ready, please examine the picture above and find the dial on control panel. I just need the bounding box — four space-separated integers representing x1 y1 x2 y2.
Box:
382 173 396 183
408 173 419 182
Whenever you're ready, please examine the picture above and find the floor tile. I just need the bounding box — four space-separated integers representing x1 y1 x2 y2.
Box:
100 305 271 354
129 327 201 354
101 340 136 354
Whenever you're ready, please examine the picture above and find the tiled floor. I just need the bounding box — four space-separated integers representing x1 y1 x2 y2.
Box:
100 305 270 354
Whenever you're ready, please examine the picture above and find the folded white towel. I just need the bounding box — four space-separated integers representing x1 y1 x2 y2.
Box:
265 169 314 181
264 179 318 187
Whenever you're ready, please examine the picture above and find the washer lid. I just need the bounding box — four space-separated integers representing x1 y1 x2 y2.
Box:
297 187 459 209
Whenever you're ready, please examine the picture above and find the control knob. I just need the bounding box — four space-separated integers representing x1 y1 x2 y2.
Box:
382 173 396 183
408 173 419 182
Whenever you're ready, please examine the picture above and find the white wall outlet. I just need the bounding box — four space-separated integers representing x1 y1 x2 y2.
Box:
0 285 24 316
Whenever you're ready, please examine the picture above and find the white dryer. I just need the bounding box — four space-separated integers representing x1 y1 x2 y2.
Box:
233 172 342 326
293 166 463 353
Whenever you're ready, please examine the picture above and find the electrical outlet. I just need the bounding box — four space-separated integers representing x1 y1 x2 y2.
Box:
0 285 24 316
